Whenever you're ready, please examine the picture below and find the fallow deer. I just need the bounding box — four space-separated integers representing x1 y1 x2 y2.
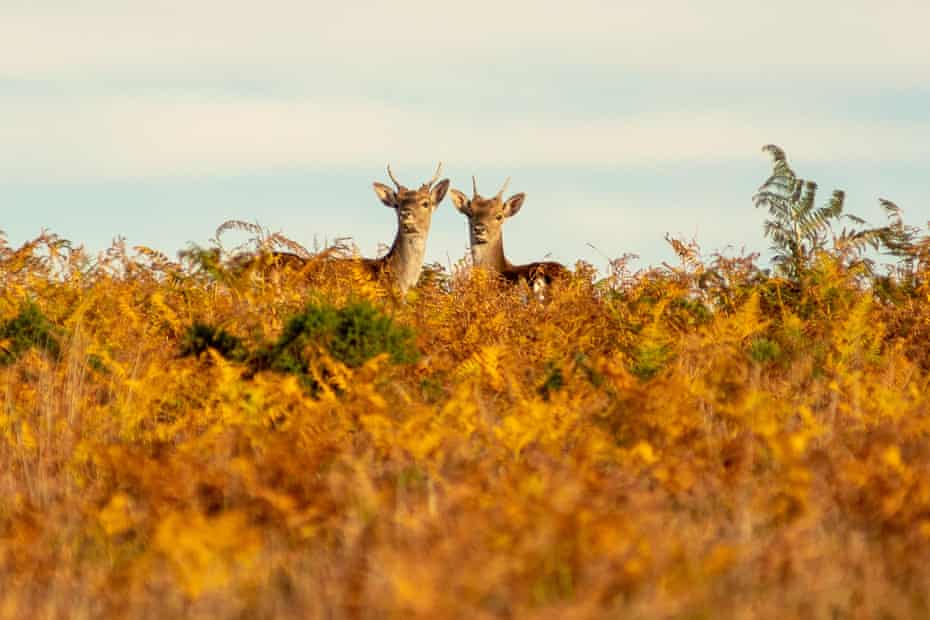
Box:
365 162 450 293
450 177 568 294
240 163 450 294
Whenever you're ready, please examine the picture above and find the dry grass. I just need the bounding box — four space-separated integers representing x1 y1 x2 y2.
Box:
1 229 930 619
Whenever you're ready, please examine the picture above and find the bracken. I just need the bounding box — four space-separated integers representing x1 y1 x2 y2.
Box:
1 151 930 618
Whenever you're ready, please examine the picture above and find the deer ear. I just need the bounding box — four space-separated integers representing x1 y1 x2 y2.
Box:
449 189 471 215
504 193 525 217
372 182 396 208
431 179 450 207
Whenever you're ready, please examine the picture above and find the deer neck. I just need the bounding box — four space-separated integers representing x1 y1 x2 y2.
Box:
471 234 510 273
385 229 428 293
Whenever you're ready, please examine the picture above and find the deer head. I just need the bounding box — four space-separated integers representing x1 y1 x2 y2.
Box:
450 176 525 249
372 163 450 238
451 176 567 296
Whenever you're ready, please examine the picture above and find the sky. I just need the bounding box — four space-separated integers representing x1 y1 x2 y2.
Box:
2 1 929 273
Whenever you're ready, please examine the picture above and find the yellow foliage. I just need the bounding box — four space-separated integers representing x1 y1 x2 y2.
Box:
98 493 135 537
154 510 261 598
18 420 37 453
1 231 929 618
629 440 659 465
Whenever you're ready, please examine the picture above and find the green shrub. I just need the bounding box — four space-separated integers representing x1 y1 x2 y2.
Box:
267 301 418 371
0 303 60 365
180 302 417 394
630 343 671 380
538 361 565 400
748 337 781 364
179 323 249 362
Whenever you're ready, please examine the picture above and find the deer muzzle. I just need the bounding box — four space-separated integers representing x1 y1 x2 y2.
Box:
399 210 419 234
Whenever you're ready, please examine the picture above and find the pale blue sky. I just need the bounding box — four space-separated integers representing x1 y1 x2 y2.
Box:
2 1 929 271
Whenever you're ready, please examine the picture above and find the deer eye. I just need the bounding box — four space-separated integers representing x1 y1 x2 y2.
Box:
496 214 504 221
421 201 430 208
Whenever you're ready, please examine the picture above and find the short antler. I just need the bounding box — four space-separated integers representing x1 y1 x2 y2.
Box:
425 161 443 188
472 175 479 198
496 177 511 199
386 164 404 190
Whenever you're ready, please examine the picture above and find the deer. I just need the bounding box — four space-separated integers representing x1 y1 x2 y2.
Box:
450 176 568 295
364 162 450 293
236 163 450 295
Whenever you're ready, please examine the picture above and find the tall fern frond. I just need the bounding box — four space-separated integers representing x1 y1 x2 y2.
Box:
876 199 921 259
753 145 898 280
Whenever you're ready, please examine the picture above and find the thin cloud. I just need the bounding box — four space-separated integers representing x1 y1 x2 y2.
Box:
2 2 929 80
2 93 929 181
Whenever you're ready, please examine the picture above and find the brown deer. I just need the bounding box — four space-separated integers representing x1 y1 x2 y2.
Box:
239 163 449 294
450 177 568 294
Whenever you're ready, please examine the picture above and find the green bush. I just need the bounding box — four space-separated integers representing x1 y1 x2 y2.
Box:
180 302 417 394
538 361 565 400
748 337 782 364
266 300 418 372
630 343 671 380
0 303 60 365
179 323 249 362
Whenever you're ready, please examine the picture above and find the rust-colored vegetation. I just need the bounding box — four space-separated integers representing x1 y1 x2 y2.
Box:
2 149 930 618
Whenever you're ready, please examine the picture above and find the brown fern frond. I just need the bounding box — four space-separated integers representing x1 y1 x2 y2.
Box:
264 233 312 258
216 219 265 241
664 234 703 275
133 245 174 266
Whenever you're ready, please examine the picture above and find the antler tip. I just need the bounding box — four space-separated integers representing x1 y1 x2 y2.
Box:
427 161 443 187
497 176 511 198
386 163 403 190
